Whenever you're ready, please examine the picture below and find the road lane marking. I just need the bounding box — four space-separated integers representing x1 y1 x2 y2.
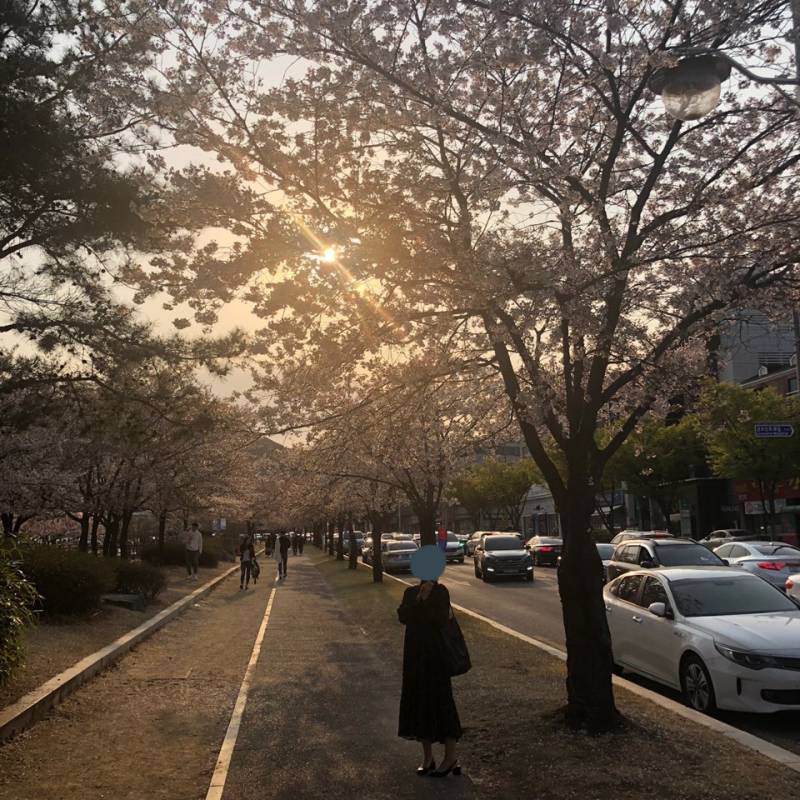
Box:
205 579 277 800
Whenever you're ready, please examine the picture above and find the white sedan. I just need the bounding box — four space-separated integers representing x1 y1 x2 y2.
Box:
604 567 800 714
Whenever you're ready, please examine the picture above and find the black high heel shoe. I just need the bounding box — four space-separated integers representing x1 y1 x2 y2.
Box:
429 761 461 778
416 759 436 776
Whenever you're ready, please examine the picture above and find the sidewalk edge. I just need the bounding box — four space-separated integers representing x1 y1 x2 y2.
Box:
349 555 800 774
0 562 239 744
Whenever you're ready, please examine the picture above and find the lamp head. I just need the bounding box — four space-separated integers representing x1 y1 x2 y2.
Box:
649 55 731 121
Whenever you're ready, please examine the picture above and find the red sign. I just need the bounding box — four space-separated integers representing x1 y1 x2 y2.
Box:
733 479 800 503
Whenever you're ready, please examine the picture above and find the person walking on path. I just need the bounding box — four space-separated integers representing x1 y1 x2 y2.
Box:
239 534 255 590
298 533 305 555
272 534 284 580
398 547 463 778
437 525 448 554
291 532 298 556
278 531 290 578
184 522 203 581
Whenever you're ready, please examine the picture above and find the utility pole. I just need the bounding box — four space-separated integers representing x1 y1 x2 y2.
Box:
791 0 800 391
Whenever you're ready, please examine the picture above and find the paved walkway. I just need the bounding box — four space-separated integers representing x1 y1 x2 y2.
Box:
219 557 474 800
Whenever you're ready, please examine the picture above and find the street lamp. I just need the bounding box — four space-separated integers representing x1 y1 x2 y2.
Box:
649 55 731 121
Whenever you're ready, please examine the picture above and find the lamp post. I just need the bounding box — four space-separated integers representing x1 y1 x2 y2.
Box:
649 6 800 386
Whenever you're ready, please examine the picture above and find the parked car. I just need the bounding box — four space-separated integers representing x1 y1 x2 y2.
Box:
700 529 759 550
596 542 616 582
713 541 800 590
342 531 365 555
526 536 562 566
473 534 533 582
444 532 465 563
610 529 672 545
604 567 800 713
786 573 800 602
605 538 725 582
465 530 503 556
364 539 418 571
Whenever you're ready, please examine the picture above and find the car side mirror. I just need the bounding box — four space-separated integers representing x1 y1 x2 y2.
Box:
524 544 531 550
648 602 667 618
640 560 654 569
721 558 729 566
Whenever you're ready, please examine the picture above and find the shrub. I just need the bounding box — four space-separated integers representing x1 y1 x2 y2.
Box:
114 561 166 600
140 536 220 568
22 546 115 615
0 546 38 687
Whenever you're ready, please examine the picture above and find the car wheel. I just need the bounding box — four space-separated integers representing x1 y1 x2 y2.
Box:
474 563 480 578
680 654 717 714
525 572 533 582
458 557 464 564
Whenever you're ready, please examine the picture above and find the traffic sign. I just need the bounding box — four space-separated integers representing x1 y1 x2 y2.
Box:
754 422 795 438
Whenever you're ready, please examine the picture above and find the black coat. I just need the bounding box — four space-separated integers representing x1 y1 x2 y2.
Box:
397 583 463 743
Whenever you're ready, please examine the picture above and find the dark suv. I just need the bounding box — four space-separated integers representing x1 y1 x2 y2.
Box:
605 538 726 582
473 535 533 582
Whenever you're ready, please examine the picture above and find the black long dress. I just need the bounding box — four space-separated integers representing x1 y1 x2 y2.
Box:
397 582 463 743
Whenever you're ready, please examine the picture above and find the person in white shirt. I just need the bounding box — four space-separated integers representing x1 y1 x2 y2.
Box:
184 522 203 581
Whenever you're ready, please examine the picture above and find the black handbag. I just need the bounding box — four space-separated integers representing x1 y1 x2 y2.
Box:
441 608 471 677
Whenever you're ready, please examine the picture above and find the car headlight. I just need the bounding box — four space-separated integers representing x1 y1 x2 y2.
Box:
714 643 780 671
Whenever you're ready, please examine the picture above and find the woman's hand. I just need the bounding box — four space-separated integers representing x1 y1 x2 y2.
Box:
418 580 434 601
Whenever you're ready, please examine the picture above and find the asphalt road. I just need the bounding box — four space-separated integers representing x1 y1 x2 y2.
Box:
411 558 800 758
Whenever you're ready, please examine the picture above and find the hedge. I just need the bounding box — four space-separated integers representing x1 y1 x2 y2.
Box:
22 546 115 615
140 536 221 568
114 560 166 600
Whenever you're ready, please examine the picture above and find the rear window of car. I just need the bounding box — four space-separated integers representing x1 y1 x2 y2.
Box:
536 538 562 545
485 537 522 551
670 576 799 616
754 544 800 556
655 544 724 566
596 544 615 559
386 541 417 552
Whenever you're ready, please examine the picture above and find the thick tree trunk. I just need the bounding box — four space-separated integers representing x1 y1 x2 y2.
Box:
90 513 101 555
370 513 384 583
348 517 357 570
416 505 437 546
78 512 90 552
119 509 133 559
103 514 120 557
336 516 345 561
557 485 621 733
327 520 334 556
158 509 168 553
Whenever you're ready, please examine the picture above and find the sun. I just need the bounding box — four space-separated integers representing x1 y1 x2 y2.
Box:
322 247 336 263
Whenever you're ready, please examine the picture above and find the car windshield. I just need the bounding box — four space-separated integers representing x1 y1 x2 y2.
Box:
656 544 724 566
386 542 416 552
670 576 799 617
537 538 562 545
596 544 615 559
754 544 800 556
485 537 522 551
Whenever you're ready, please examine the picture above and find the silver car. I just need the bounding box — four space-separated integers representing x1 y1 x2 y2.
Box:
714 541 800 589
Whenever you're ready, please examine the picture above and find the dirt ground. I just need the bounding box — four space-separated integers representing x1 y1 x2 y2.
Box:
314 554 799 800
0 562 232 710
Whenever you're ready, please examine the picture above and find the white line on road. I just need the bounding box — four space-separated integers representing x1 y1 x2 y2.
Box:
205 579 277 800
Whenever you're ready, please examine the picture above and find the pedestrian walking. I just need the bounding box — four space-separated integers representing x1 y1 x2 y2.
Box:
183 522 203 581
239 533 255 590
398 547 465 778
298 533 305 555
291 532 298 556
437 525 448 554
278 531 290 578
273 534 284 579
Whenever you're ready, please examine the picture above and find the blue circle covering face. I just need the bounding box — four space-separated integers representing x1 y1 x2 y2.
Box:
411 545 446 581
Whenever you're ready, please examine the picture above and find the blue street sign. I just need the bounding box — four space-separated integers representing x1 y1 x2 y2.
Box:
754 422 795 439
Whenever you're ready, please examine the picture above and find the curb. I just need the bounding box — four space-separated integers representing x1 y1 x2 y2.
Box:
0 562 240 744
350 556 800 775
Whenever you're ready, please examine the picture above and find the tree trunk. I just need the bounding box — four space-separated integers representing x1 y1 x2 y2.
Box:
78 512 90 553
336 516 345 561
327 520 334 556
2 513 14 537
90 513 101 555
557 484 621 733
416 505 437 546
370 513 384 583
119 509 133 559
158 509 168 553
103 514 120 557
348 516 357 570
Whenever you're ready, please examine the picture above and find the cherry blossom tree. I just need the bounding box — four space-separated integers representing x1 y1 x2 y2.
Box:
107 1 800 730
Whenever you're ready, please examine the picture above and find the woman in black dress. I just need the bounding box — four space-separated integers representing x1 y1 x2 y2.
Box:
397 579 462 777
